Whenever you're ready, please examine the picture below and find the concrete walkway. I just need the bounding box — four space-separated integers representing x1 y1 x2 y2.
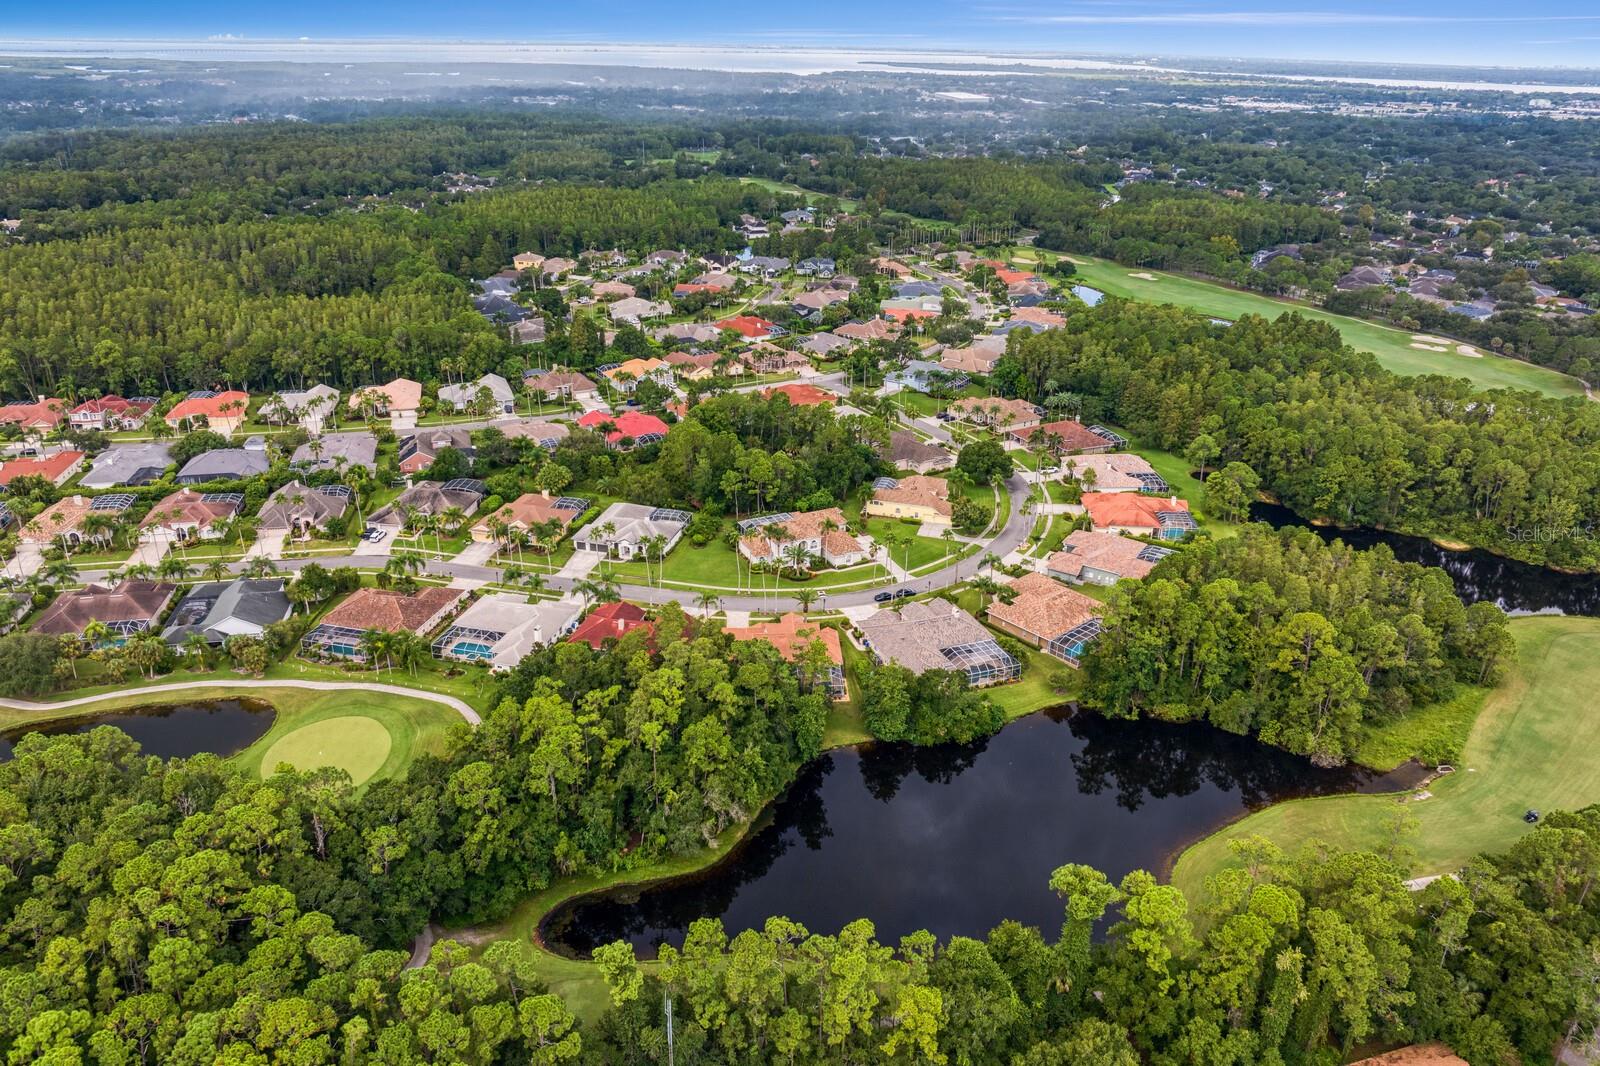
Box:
0 678 482 726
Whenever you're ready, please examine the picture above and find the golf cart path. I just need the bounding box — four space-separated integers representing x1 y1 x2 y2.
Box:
0 679 482 726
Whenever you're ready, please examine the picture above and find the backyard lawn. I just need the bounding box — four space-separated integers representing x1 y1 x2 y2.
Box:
1171 615 1600 901
1012 247 1586 399
607 537 892 592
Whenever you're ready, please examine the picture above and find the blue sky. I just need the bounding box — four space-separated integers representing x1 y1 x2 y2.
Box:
6 1 1600 68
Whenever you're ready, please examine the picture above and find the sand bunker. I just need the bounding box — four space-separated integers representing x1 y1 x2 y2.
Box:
1128 272 1158 281
1411 333 1450 344
1455 344 1484 357
1410 343 1447 352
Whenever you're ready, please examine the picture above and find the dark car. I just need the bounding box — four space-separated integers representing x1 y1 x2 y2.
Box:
1524 809 1541 824
894 588 914 599
873 591 893 603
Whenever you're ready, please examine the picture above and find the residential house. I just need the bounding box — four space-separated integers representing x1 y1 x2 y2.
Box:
570 502 690 560
986 571 1104 666
735 215 770 239
1336 265 1391 291
865 475 952 524
291 431 378 473
724 612 848 699
438 373 515 415
348 378 423 429
1082 493 1197 540
539 257 577 280
656 322 724 345
398 428 474 475
162 579 292 647
743 343 811 374
367 480 485 532
432 593 584 670
301 586 466 660
1250 244 1302 269
665 351 739 381
601 357 673 393
33 581 176 639
673 282 725 297
715 315 783 340
68 396 155 432
940 339 1007 375
763 382 835 408
880 430 953 474
139 488 242 543
1009 306 1067 329
792 289 851 318
796 256 836 277
522 369 598 402
994 320 1050 338
80 443 172 489
894 280 943 300
512 251 546 272
19 495 99 548
607 296 672 325
882 306 939 325
835 319 899 342
854 598 1021 686
568 601 654 649
948 396 1042 432
256 481 351 537
509 317 547 344
1046 530 1172 586
1012 419 1118 455
266 384 339 433
497 420 570 448
474 292 531 324
0 398 68 433
687 271 738 289
174 439 270 484
738 508 867 568
780 208 816 226
476 276 518 298
577 410 669 448
592 280 636 299
1055 453 1166 493
165 390 251 435
0 450 85 488
470 492 589 544
871 257 914 279
795 332 852 358
645 249 688 268
886 359 966 394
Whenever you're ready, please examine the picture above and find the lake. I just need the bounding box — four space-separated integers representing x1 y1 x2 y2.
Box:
0 699 276 761
541 707 1424 958
1248 502 1600 618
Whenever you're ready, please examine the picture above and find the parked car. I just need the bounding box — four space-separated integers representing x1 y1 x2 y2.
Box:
363 528 386 543
873 591 893 603
893 588 914 599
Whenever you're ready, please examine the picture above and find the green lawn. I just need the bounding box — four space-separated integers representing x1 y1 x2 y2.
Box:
608 538 892 592
1014 248 1585 399
1171 616 1600 901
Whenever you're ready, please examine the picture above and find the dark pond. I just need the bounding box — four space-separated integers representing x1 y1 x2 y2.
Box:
541 707 1425 959
0 699 275 761
1247 501 1600 618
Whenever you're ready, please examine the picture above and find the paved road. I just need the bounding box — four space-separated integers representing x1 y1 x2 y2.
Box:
0 678 482 725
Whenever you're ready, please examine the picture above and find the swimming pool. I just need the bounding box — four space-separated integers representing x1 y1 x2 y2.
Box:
450 641 494 660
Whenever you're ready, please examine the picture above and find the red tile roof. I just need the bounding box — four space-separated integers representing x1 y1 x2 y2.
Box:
568 601 654 649
1082 493 1190 531
883 307 939 323
165 390 250 424
714 315 778 339
0 451 84 486
763 382 836 407
0 398 68 429
724 612 843 666
1011 419 1111 452
577 410 669 445
320 586 465 634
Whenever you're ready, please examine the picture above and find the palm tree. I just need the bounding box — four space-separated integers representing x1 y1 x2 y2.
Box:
243 556 279 579
44 558 78 588
83 619 112 650
523 571 547 601
203 558 229 582
792 588 818 615
361 629 392 673
782 542 808 579
184 632 212 669
693 591 721 619
159 554 194 582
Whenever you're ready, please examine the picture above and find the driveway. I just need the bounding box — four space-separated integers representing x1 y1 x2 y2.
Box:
451 541 499 566
352 534 395 558
246 531 287 560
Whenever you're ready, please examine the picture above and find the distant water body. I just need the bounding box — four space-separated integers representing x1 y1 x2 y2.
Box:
4 40 1598 93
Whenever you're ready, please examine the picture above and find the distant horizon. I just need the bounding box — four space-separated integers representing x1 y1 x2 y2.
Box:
1 37 1599 89
4 0 1600 70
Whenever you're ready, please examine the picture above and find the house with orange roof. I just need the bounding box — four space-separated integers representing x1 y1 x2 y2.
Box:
986 572 1104 666
601 357 673 393
1046 530 1172 586
724 613 848 699
883 307 939 324
18 495 99 547
348 378 423 430
577 410 669 449
743 343 812 374
763 382 836 408
164 390 251 435
1010 306 1067 328
568 601 655 649
835 319 899 342
864 475 952 524
0 450 85 488
301 586 466 660
138 488 243 544
470 492 590 544
1082 493 1196 541
738 508 868 569
1009 418 1117 455
714 315 783 340
0 398 68 433
872 257 914 278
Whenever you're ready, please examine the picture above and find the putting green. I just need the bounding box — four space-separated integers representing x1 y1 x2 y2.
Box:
259 715 393 785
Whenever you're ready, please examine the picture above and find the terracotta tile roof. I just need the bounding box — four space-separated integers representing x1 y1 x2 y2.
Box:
140 488 241 532
1047 530 1162 581
949 396 1040 426
715 315 778 338
347 379 422 412
523 370 597 395
724 612 843 666
1010 306 1067 327
473 492 584 535
871 476 952 517
1349 1045 1467 1066
986 572 1101 640
320 586 465 634
568 601 654 648
20 495 96 541
165 390 249 424
0 398 68 429
993 267 1036 285
1056 452 1156 491
577 410 669 445
1082 492 1190 531
0 450 84 485
1013 419 1111 452
33 581 176 636
764 382 836 407
884 307 939 323
70 395 155 421
740 508 862 560
835 319 898 341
